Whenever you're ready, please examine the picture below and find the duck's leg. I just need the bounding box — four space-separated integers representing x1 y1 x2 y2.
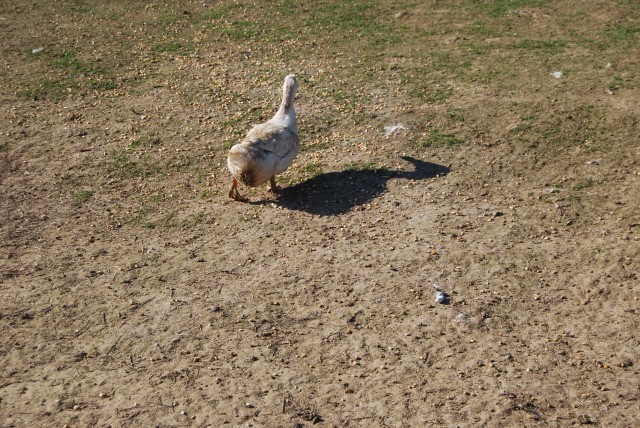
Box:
268 176 284 193
268 176 279 192
229 178 249 202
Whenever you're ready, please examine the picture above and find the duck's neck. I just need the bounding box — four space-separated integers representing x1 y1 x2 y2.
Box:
272 82 297 133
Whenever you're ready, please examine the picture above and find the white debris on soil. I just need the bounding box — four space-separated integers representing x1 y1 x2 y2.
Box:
31 47 44 54
384 124 408 138
550 71 563 79
431 284 449 304
455 313 470 323
435 291 448 304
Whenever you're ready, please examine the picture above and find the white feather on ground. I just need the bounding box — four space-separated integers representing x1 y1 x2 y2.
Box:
384 123 408 138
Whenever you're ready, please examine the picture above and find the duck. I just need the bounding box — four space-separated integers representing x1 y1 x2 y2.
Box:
227 74 299 202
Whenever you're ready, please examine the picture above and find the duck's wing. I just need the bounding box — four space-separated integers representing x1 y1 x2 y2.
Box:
243 123 299 159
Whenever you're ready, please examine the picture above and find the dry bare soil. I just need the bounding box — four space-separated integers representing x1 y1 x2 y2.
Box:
1 1 639 427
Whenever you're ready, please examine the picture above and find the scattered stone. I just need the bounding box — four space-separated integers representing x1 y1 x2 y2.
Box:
435 291 449 304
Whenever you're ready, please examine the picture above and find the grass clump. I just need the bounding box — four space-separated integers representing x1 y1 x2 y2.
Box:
573 179 594 191
342 162 377 172
304 2 400 45
480 0 548 17
19 49 117 99
110 149 160 179
606 24 639 43
224 20 260 40
0 141 15 152
72 190 94 206
421 129 465 148
18 78 78 99
299 162 325 177
151 41 194 56
511 39 568 54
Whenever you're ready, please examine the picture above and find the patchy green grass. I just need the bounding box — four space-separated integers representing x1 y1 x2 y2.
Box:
201 8 227 21
447 110 466 123
302 1 401 45
224 20 260 40
402 74 454 105
62 0 93 14
420 129 465 148
511 39 568 54
425 85 454 105
186 211 206 226
125 212 155 229
129 135 162 149
479 0 548 17
299 162 325 177
18 78 78 99
606 23 640 43
19 49 117 99
342 161 378 172
71 190 94 206
147 190 164 203
582 143 611 154
8 0 640 194
0 141 15 152
110 149 161 179
53 50 118 88
573 178 595 191
608 75 636 91
151 41 194 56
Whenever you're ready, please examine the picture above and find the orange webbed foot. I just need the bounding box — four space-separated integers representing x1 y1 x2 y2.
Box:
229 178 249 202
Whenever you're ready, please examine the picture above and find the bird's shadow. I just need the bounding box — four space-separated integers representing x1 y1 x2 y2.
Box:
272 156 450 216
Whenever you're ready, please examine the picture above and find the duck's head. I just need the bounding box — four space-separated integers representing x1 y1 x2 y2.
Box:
283 74 298 94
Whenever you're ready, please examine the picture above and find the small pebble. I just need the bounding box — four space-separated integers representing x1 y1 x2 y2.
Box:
435 291 448 304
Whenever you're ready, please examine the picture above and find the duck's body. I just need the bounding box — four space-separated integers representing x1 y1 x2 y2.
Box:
227 74 299 202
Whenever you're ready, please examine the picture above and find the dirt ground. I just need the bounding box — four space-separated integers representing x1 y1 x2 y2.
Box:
1 1 639 427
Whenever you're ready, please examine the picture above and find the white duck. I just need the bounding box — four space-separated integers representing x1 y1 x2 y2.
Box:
227 74 299 202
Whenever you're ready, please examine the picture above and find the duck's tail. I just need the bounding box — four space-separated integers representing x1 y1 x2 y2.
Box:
227 145 259 187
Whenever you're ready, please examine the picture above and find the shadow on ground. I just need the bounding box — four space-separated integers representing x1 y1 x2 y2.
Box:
274 156 450 216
